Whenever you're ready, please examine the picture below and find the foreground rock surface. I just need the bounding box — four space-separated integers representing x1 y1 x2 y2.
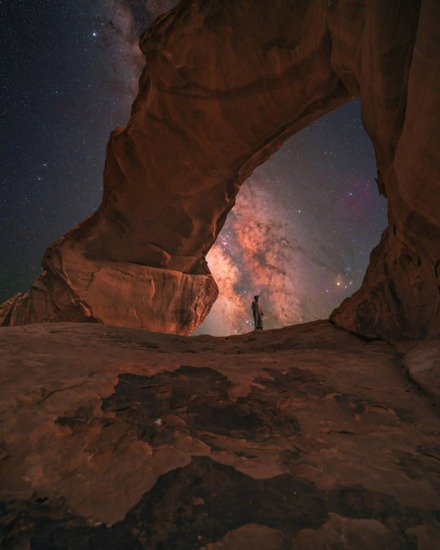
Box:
1 0 439 339
0 321 439 548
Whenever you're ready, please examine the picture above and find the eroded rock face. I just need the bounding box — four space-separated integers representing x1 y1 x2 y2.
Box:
1 0 439 338
0 240 217 335
1 322 439 547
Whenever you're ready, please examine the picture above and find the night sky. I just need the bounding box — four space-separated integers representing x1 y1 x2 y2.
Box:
1 0 387 336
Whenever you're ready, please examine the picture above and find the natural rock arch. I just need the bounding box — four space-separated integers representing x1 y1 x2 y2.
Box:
1 0 439 340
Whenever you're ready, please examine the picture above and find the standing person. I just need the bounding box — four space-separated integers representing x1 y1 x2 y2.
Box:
251 295 264 330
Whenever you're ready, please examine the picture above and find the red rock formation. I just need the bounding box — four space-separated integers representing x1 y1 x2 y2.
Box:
0 237 216 335
1 0 439 338
330 0 440 340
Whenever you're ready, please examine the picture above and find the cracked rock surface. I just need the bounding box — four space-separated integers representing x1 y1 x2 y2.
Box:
1 321 439 548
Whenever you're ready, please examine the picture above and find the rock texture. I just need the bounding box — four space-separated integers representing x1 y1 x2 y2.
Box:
0 249 217 335
1 0 439 338
0 321 439 547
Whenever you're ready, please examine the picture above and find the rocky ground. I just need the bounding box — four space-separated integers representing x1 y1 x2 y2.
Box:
0 320 439 548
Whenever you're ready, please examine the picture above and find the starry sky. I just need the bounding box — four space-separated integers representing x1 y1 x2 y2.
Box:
1 0 387 336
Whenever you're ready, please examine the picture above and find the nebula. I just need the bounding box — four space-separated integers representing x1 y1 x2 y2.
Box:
195 180 307 336
195 162 384 337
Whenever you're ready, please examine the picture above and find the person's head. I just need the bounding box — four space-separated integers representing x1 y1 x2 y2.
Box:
254 295 259 301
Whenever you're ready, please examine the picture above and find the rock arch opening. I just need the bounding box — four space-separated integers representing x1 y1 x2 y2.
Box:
195 100 387 336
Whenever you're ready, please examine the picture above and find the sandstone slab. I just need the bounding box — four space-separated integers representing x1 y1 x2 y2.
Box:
0 321 439 547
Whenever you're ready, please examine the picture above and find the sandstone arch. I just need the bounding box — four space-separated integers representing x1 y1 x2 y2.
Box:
1 0 439 339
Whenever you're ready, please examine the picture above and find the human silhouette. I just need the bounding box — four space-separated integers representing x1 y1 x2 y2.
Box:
251 295 264 330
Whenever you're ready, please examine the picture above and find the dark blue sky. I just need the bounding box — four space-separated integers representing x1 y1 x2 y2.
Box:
1 0 146 302
1 0 387 334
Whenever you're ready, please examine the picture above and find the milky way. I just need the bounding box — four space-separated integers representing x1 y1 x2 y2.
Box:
195 100 387 335
1 1 387 336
